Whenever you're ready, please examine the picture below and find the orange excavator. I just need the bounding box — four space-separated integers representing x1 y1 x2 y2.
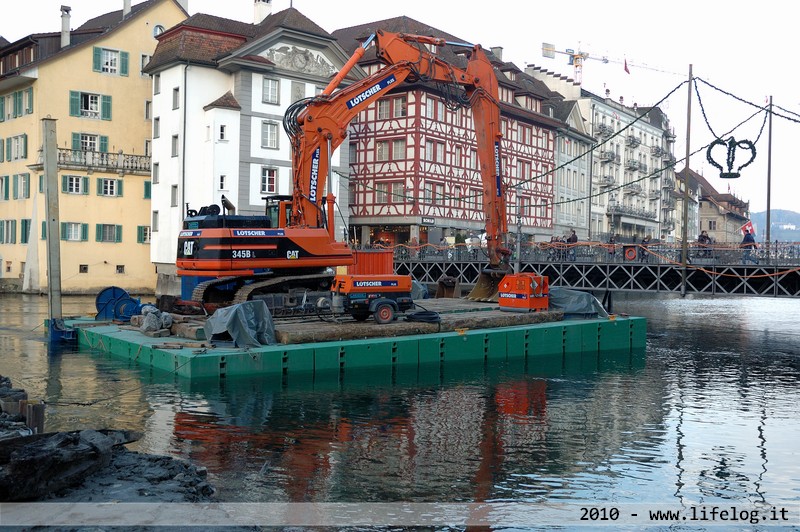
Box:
176 29 511 312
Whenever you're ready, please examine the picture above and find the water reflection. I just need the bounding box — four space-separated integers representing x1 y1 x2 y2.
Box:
1 293 799 510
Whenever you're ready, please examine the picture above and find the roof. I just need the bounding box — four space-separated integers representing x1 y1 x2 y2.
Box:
76 0 161 31
145 8 331 72
204 90 241 111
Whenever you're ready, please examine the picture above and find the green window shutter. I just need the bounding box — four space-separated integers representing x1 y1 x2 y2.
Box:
144 181 151 199
115 225 122 243
72 133 81 151
39 175 43 193
0 98 4 122
69 91 80 117
26 87 33 113
3 176 8 200
92 47 102 72
23 174 30 198
100 135 108 152
12 175 18 199
0 222 4 243
97 177 103 196
81 176 89 195
95 224 102 242
120 51 129 76
62 175 68 192
60 222 67 240
5 138 10 159
116 179 123 197
137 226 144 243
10 220 16 243
21 134 26 159
81 223 88 242
13 91 22 118
41 221 46 240
101 95 112 120
20 219 29 244
0 137 4 162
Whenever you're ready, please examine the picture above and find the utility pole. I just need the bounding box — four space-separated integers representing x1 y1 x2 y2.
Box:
680 65 693 297
766 95 773 263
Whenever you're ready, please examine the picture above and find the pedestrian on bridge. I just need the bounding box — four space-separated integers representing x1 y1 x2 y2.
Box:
741 230 759 265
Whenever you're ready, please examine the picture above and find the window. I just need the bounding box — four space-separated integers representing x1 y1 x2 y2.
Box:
137 226 152 244
376 183 388 203
80 134 99 152
6 261 11 273
116 265 125 274
152 163 159 184
140 54 152 75
144 100 152 120
425 140 434 161
376 141 390 162
153 25 165 37
79 264 89 273
392 139 405 160
144 139 151 156
172 87 180 109
96 224 122 243
393 96 407 117
291 81 304 103
0 220 16 243
261 167 277 194
708 220 717 231
391 182 404 204
97 178 122 197
70 91 111 120
171 185 178 207
263 78 279 104
377 100 390 120
144 181 151 199
0 176 7 200
4 135 28 161
152 211 159 232
62 175 88 195
261 121 278 149
154 74 160 94
426 140 443 162
219 175 226 190
171 135 179 157
219 125 227 140
60 222 87 241
93 47 129 76
153 117 160 138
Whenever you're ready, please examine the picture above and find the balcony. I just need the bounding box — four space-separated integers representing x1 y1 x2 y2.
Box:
662 198 676 210
665 129 677 142
649 190 661 200
638 161 648 173
650 146 664 157
31 148 152 175
600 150 616 162
596 124 614 137
625 135 641 148
662 220 675 231
625 159 639 170
597 175 615 187
662 178 675 189
607 203 658 220
663 153 676 165
623 183 643 195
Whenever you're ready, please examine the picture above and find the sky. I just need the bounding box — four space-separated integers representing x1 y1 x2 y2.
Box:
2 0 797 214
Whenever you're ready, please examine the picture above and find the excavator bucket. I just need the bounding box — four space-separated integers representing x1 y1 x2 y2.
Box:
466 266 511 302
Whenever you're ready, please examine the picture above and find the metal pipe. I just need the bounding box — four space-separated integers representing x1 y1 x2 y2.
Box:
680 65 693 297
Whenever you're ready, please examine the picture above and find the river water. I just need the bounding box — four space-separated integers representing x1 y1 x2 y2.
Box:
1 293 799 524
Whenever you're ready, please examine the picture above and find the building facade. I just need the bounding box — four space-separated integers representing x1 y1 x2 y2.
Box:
0 0 187 293
144 6 357 295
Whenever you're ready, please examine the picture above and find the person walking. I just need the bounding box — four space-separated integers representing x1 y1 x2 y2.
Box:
741 229 759 264
566 229 578 261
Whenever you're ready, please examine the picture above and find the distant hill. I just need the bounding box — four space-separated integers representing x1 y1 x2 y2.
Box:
751 210 800 242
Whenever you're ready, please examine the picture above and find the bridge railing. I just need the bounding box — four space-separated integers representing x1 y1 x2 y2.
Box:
382 241 800 266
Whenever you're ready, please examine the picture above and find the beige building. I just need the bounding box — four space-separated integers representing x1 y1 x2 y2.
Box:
0 0 187 294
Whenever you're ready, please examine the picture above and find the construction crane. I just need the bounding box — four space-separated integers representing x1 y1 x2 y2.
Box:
540 42 614 84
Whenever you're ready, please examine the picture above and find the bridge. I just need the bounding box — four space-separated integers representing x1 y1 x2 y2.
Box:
388 242 800 298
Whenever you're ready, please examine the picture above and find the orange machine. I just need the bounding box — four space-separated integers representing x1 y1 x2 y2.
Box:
497 273 549 312
175 30 507 311
331 274 414 324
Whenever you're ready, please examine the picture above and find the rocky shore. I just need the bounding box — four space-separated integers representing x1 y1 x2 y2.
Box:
0 375 216 504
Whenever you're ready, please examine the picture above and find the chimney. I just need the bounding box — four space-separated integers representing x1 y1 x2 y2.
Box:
619 96 624 104
60 5 71 48
490 46 503 61
254 0 272 24
123 0 131 18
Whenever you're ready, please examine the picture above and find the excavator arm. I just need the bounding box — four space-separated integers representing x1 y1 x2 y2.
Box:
284 30 508 272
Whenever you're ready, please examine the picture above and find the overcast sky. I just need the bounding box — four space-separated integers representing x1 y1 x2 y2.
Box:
3 0 796 214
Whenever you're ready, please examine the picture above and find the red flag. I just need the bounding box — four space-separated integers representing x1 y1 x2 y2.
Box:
624 59 630 74
740 220 755 235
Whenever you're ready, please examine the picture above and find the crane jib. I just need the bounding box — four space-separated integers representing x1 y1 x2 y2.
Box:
309 147 320 203
346 75 397 109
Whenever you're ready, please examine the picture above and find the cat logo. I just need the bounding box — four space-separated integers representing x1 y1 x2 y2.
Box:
286 250 300 259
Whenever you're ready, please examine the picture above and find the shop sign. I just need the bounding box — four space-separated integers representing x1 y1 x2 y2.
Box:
421 217 435 226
